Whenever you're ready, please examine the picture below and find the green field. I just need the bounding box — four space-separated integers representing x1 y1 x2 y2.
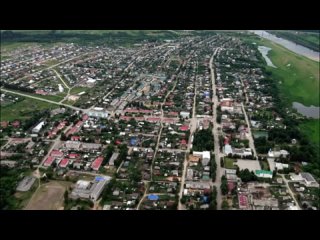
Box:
259 161 270 170
258 38 319 107
224 158 236 169
2 89 66 102
299 119 320 145
1 42 37 53
0 98 55 121
70 86 89 95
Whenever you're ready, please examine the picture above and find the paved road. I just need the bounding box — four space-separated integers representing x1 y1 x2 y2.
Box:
1 88 84 112
178 61 198 210
280 174 301 210
52 69 70 89
136 181 149 210
11 52 94 84
68 170 112 178
241 103 257 158
210 49 223 210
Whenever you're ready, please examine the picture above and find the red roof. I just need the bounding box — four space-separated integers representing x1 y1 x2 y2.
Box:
140 109 153 114
163 118 176 123
68 153 79 159
11 120 20 128
224 137 230 145
181 139 187 145
168 112 178 116
120 116 132 121
67 127 78 136
82 114 89 121
75 121 83 128
239 194 248 207
165 102 174 106
220 101 233 107
71 136 80 141
57 122 66 130
146 117 160 123
50 150 63 157
44 156 55 167
227 181 235 192
179 125 189 131
59 158 69 168
0 121 9 128
115 140 122 145
91 156 104 171
35 89 47 95
125 108 139 113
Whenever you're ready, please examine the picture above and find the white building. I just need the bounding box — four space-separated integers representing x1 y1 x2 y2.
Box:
71 177 110 201
58 84 64 93
180 111 190 119
299 172 319 188
224 144 233 155
65 141 81 150
275 162 289 170
193 151 210 166
32 121 45 133
186 168 194 180
268 149 289 158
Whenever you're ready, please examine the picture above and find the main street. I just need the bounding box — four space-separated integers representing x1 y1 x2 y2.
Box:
1 88 84 112
241 103 257 158
210 48 223 210
178 61 198 210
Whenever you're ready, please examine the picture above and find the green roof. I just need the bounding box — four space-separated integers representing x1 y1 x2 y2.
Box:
255 170 273 175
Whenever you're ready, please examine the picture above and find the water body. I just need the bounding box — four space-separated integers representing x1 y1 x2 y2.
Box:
292 102 320 118
251 30 319 62
257 46 277 68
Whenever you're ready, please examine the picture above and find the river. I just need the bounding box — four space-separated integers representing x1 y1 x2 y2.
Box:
292 102 320 119
250 30 319 62
257 46 277 68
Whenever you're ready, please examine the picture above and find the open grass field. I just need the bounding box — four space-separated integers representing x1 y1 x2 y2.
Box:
70 86 89 95
3 30 178 37
0 97 55 121
1 42 37 53
2 88 66 102
24 180 72 210
243 33 320 155
259 161 270 170
299 119 320 145
224 158 236 169
256 38 319 107
14 179 39 209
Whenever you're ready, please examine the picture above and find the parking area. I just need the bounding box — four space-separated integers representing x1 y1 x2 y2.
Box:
235 159 261 172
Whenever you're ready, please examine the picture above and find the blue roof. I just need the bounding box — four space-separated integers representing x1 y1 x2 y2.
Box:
130 137 137 146
202 196 209 203
148 194 159 201
95 176 104 181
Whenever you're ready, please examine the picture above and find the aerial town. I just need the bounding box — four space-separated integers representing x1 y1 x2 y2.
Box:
1 30 319 210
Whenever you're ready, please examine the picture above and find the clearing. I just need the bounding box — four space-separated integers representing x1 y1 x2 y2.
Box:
235 159 261 172
257 38 319 107
0 97 55 121
25 180 72 210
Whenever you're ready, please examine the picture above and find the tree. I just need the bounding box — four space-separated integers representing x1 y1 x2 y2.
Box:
221 176 228 195
222 200 229 209
220 157 224 167
60 133 67 141
64 190 69 204
180 196 187 204
238 169 257 182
